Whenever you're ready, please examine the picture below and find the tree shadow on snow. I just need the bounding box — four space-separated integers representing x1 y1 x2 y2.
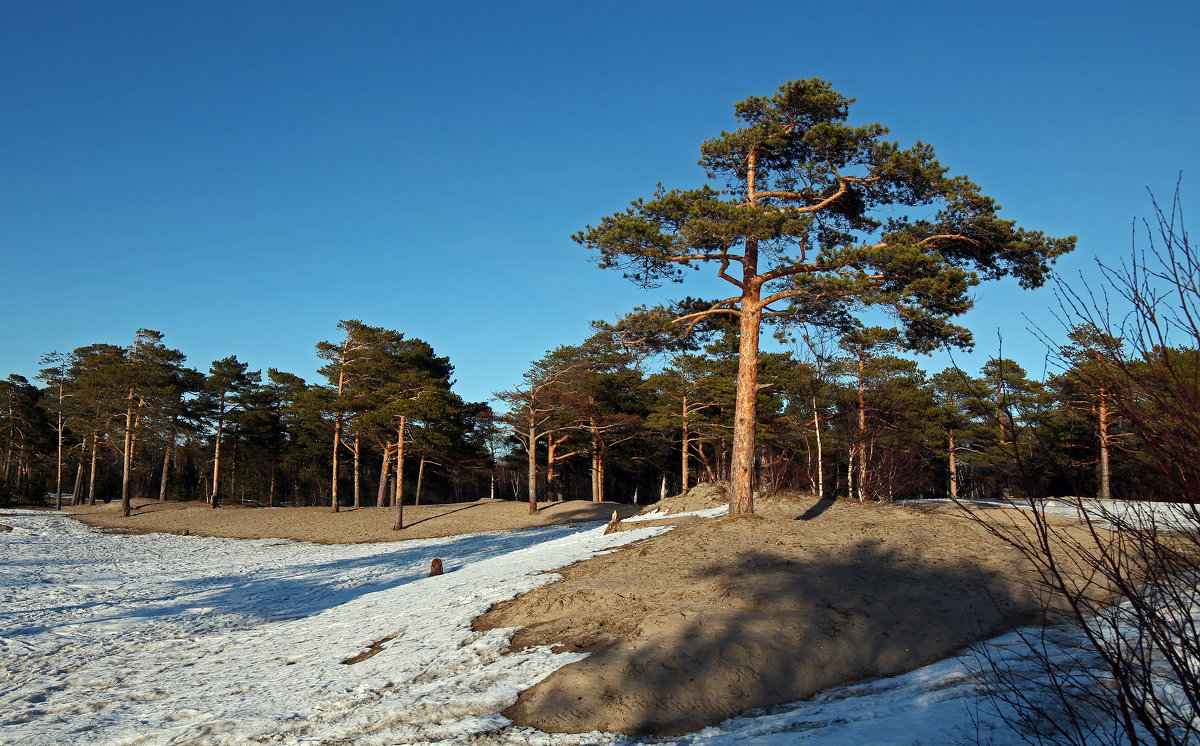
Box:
3 521 603 637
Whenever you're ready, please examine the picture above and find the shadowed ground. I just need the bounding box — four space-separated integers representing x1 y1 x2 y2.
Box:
476 493 1080 737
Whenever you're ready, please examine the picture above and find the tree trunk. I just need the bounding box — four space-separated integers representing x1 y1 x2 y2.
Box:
527 422 537 514
230 431 239 503
352 433 361 508
331 413 342 512
392 417 407 530
597 451 605 502
376 443 392 508
813 397 824 500
730 300 762 515
416 456 426 506
948 428 958 501
268 448 277 508
121 393 134 517
211 395 225 509
71 446 85 506
847 445 854 501
681 395 691 493
54 385 63 510
88 431 98 506
697 440 717 483
590 435 601 502
159 426 175 502
1097 388 1111 500
331 347 349 512
660 473 668 501
856 357 867 502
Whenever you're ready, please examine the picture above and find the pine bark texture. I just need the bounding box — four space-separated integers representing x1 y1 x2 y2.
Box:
392 417 406 530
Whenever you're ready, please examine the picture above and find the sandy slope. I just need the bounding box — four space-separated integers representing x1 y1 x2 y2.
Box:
56 490 1082 739
478 489 1082 737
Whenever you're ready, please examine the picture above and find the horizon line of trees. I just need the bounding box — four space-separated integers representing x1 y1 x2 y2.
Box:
2 310 1186 518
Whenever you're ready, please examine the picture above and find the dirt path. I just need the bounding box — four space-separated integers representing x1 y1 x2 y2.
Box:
61 498 641 543
476 491 1076 737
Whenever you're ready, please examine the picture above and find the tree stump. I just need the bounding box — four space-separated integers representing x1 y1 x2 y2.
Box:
603 510 621 535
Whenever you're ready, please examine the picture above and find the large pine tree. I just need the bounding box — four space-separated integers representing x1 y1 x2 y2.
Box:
576 79 1074 514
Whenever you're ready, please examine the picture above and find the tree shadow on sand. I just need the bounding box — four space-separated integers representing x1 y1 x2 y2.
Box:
795 495 837 521
504 540 1041 737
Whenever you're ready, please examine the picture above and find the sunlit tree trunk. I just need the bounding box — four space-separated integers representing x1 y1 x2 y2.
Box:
392 416 407 530
590 434 601 502
330 345 349 513
71 446 84 506
681 394 691 493
53 373 64 510
331 413 342 512
847 445 854 501
948 428 959 501
376 443 392 507
546 438 559 501
527 422 537 514
211 391 226 509
121 393 135 517
87 431 98 506
159 426 175 502
230 431 239 503
856 357 867 502
730 291 762 514
352 433 361 508
416 456 426 506
1097 387 1111 500
813 397 824 500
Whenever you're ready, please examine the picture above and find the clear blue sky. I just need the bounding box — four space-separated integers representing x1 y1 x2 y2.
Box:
3 0 1196 403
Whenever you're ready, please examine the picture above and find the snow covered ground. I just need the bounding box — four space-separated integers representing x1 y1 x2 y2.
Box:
0 505 1160 745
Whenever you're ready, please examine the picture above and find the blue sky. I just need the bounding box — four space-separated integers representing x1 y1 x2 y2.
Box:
3 0 1196 403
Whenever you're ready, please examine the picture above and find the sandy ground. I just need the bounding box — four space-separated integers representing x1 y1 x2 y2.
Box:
477 486 1083 737
62 497 642 543
52 488 1085 739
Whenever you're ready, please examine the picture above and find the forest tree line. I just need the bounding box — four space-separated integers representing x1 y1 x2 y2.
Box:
2 312 1187 516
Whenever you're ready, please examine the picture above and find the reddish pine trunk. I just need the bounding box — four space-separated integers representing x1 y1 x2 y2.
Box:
376 444 392 507
211 391 226 509
546 439 558 501
527 422 537 514
416 457 426 506
331 414 342 512
948 429 958 500
71 447 85 507
159 427 174 502
55 391 63 510
729 300 762 514
1098 388 1111 500
121 394 134 517
681 394 690 493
